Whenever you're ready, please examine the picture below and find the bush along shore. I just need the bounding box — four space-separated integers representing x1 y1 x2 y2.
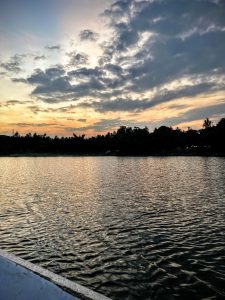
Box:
0 118 225 156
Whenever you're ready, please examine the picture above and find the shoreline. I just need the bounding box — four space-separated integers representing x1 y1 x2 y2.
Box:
0 152 225 157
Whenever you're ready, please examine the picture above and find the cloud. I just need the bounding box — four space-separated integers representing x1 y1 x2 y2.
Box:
10 123 59 128
79 29 99 41
100 0 225 94
1 100 32 108
11 0 225 120
28 104 77 114
65 118 145 133
12 78 28 83
78 82 225 112
5 100 24 106
162 101 225 127
28 105 49 114
33 55 46 61
23 66 72 102
67 51 89 67
68 66 103 78
4 100 31 106
18 65 106 102
45 45 61 51
0 54 26 73
125 31 225 93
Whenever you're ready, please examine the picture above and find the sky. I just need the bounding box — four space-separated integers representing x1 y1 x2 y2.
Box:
0 0 225 136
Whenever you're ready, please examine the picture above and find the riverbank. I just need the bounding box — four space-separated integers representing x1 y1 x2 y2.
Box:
0 150 224 157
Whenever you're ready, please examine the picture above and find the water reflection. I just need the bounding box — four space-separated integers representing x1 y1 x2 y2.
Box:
0 157 225 299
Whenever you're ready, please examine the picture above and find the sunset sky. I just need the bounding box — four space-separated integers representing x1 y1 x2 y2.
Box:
0 0 225 136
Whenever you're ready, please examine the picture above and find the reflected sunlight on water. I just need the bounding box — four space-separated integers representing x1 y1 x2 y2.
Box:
0 157 225 299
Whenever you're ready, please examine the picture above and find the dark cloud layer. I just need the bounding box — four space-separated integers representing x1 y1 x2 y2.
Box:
78 82 224 113
12 0 225 118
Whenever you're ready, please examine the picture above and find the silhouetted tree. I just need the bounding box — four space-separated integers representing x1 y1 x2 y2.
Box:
203 118 213 129
0 118 224 156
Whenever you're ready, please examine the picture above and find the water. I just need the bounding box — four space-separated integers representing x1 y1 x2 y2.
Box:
0 157 225 299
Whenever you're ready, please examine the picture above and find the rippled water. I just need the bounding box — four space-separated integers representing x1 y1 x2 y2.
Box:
0 157 225 299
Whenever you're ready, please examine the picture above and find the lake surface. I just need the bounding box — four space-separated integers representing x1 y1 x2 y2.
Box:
0 157 225 299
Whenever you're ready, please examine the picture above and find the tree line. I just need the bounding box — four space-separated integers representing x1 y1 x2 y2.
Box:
0 118 224 156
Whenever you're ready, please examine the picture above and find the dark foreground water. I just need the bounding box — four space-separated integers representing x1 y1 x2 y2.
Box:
0 157 225 299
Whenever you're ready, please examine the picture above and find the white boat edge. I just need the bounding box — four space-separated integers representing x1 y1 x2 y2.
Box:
0 249 111 300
